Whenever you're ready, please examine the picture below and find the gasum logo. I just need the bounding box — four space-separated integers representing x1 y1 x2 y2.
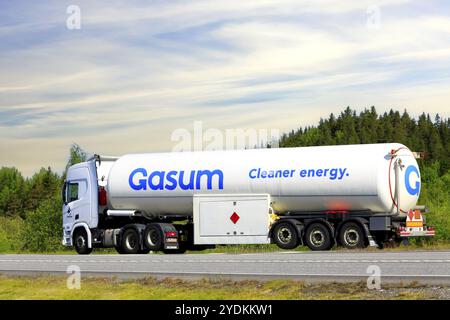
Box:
129 168 224 191
404 165 420 196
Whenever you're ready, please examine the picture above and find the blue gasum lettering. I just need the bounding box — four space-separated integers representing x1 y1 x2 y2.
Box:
405 165 420 195
129 168 224 191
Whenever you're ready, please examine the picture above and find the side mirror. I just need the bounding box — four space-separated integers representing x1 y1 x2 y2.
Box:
62 181 67 205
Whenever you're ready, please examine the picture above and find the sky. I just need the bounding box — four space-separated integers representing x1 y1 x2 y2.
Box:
0 0 449 177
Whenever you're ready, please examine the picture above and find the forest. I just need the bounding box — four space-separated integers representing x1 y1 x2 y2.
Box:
0 107 449 252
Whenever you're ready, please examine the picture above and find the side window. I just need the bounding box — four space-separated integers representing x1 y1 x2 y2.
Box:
68 182 79 203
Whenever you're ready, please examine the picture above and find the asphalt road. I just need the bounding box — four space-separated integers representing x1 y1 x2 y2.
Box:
1 251 450 283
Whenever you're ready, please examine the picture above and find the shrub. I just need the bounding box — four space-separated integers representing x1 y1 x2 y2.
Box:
21 198 65 252
419 168 450 241
0 216 25 252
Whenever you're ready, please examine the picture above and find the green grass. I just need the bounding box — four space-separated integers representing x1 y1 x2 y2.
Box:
0 275 446 300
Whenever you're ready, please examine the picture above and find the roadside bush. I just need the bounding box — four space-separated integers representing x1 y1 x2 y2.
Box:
0 216 25 252
21 198 66 252
419 166 450 241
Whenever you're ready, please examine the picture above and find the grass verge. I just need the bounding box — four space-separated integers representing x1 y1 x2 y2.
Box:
0 275 448 300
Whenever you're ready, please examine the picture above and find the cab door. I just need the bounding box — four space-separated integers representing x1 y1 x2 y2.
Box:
63 166 92 231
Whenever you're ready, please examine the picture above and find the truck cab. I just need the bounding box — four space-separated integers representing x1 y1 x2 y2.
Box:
62 160 98 254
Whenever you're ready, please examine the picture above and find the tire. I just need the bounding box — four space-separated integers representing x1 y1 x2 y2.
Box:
73 229 93 255
305 223 333 251
272 222 299 250
120 228 141 254
338 222 367 249
143 224 164 251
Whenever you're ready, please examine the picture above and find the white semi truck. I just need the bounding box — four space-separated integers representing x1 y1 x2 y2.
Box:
62 143 435 254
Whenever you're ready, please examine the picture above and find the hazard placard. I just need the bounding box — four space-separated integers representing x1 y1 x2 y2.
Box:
406 209 423 228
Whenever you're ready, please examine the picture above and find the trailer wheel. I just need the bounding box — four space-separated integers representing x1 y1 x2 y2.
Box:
143 224 163 251
305 223 332 251
73 229 92 255
272 222 299 249
120 228 140 254
338 222 366 249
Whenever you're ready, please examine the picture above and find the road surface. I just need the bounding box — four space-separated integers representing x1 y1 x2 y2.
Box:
1 251 449 283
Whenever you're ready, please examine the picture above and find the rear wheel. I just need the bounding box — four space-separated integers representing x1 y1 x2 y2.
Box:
272 222 299 249
73 229 93 255
143 224 164 251
305 223 332 251
339 222 367 249
120 228 140 254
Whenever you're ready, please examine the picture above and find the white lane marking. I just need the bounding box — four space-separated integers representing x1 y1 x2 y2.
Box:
1 259 450 264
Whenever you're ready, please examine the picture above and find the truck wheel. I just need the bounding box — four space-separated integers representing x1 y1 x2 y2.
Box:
305 223 332 251
272 222 299 249
73 229 93 255
143 224 163 251
339 222 366 249
120 228 140 254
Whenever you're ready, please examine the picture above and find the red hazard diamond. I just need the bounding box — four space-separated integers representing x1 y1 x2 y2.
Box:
230 212 240 224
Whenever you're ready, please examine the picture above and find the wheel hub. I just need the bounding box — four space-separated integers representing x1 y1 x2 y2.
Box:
344 228 359 246
147 229 158 246
310 229 325 246
277 227 292 244
125 235 137 250
76 236 85 248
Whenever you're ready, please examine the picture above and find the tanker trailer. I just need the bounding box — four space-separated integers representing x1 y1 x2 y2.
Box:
62 143 435 254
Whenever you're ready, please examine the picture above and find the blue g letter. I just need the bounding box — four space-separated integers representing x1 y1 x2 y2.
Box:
404 165 420 195
129 168 148 190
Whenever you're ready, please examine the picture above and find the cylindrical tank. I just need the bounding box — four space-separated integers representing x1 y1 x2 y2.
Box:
107 143 421 217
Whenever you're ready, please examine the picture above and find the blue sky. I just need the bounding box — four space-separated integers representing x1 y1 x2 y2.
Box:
1 0 450 176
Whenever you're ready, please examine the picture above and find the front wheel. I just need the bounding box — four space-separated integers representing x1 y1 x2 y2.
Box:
73 229 93 255
272 222 299 249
